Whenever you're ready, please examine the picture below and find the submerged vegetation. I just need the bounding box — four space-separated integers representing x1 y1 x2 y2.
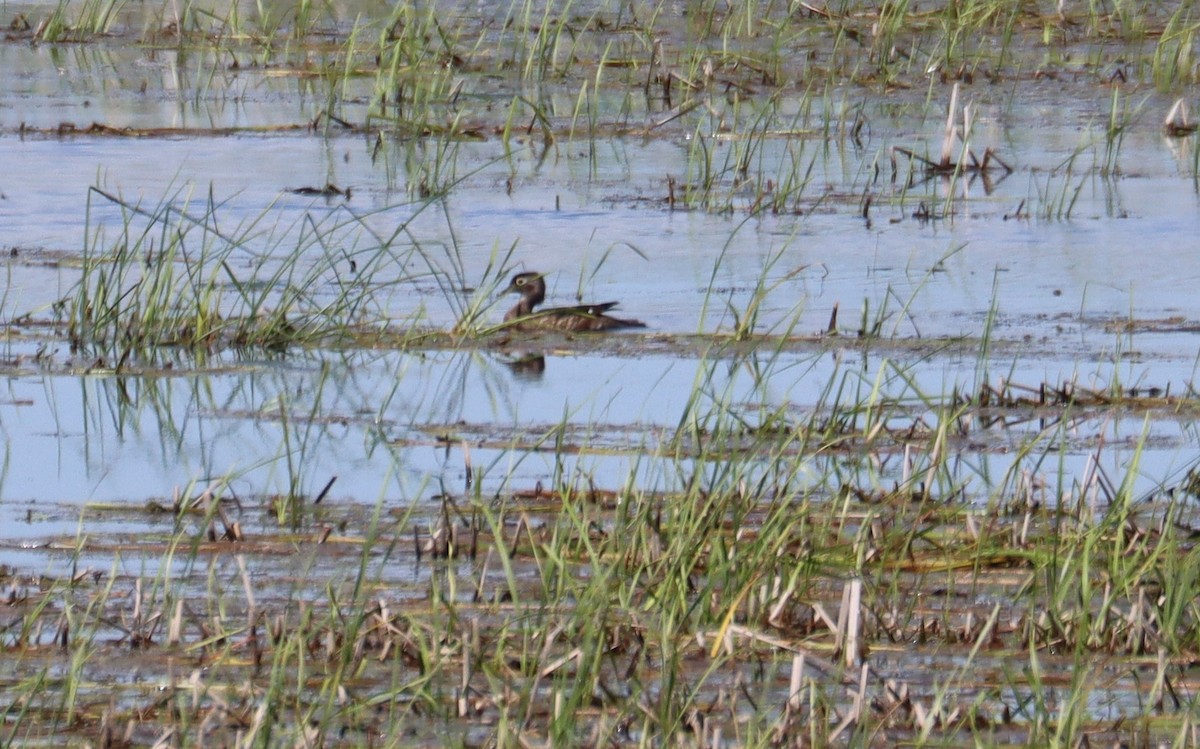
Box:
7 0 1200 747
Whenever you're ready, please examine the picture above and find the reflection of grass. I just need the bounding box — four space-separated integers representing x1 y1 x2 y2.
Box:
9 345 1200 745
23 1 1190 212
26 0 1197 220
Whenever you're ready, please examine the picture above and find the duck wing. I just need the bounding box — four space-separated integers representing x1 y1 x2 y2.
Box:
580 302 620 315
518 302 645 331
532 302 620 317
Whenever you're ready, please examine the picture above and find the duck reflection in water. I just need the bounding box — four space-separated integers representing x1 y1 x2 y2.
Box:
503 353 547 381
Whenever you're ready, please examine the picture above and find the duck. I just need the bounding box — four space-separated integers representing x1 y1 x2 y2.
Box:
503 272 645 332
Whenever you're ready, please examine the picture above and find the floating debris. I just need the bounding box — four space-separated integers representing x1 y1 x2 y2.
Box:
1164 98 1197 137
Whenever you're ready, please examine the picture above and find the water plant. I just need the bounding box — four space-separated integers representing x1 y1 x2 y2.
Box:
59 180 477 358
34 0 129 42
10 330 1200 745
14 2 1200 747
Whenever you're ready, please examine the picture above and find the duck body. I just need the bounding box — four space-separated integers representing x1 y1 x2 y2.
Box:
504 272 645 332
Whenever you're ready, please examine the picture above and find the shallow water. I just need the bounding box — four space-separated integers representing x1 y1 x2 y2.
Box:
6 3 1200 743
5 131 1200 342
4 3 1200 342
0 344 1193 552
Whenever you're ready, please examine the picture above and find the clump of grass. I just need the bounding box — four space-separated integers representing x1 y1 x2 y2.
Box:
34 0 128 42
60 182 460 360
1151 4 1200 90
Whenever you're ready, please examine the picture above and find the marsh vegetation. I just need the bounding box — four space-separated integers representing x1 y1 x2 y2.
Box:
6 0 1200 747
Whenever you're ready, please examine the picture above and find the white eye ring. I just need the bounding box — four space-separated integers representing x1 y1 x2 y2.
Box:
516 278 525 286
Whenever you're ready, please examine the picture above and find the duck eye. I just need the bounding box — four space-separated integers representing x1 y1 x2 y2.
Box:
516 278 525 286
